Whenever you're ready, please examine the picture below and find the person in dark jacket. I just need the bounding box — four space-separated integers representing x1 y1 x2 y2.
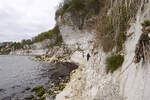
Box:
87 53 91 61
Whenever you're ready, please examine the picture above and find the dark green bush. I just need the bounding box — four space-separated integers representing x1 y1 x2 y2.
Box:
70 0 84 10
87 0 103 14
21 39 32 45
55 0 84 18
106 54 124 73
141 20 150 27
63 3 70 11
11 42 23 50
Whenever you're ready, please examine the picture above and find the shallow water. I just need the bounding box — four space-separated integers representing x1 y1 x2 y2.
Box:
0 55 52 99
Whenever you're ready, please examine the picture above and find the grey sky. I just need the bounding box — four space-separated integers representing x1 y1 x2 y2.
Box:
0 0 62 42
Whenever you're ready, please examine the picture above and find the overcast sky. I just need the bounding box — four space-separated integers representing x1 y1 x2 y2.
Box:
0 0 62 42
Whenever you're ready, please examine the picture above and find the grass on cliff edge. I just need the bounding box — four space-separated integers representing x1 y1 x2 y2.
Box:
105 54 124 73
55 0 103 19
32 25 60 43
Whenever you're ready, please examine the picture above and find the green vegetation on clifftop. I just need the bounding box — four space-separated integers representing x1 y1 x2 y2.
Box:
32 26 60 43
0 25 62 54
56 0 104 28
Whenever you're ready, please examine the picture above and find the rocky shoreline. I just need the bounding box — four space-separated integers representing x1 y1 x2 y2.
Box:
30 44 78 100
33 44 73 63
0 54 78 100
26 62 78 100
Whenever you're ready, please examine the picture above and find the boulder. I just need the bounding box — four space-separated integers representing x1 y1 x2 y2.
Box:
145 26 150 32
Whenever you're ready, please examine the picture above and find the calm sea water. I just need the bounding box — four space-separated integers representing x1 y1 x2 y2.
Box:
0 55 52 99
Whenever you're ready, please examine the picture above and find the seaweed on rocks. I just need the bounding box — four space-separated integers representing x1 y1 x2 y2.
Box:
29 62 78 99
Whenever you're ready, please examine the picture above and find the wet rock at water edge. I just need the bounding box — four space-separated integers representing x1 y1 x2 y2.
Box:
50 62 78 79
1 96 11 100
24 95 34 100
25 87 31 91
11 85 21 89
0 88 6 93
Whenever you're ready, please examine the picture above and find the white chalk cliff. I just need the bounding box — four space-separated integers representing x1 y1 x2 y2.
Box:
52 0 150 100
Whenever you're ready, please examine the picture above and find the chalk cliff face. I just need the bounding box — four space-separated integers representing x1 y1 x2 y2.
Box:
9 39 51 56
55 15 121 100
120 1 150 100
53 0 150 100
9 35 59 56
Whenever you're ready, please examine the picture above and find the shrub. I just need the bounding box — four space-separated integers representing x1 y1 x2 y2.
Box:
105 54 124 73
141 20 150 27
63 3 70 11
11 42 23 50
55 0 84 18
21 39 32 45
87 0 103 14
70 0 84 10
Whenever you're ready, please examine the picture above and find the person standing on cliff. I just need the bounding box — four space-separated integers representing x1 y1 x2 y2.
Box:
87 53 91 61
